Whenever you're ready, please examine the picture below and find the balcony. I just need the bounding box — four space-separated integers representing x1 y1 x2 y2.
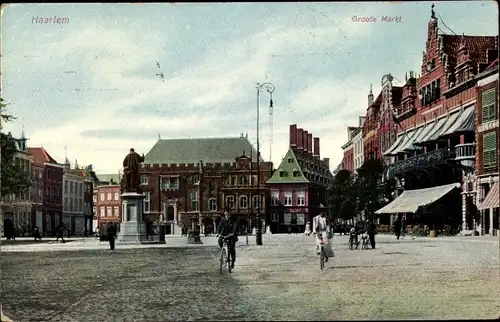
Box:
394 107 417 124
387 147 455 178
454 143 475 170
160 183 180 191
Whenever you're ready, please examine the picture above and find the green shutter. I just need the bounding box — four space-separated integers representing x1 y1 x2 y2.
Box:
483 132 497 168
482 89 497 123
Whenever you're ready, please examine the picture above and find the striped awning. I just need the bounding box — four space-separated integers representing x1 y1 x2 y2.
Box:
384 133 406 156
375 183 461 214
415 117 448 145
478 182 499 210
402 126 426 151
440 107 475 136
392 129 420 154
435 111 462 138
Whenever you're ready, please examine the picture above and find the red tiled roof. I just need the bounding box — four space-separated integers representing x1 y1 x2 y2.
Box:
442 34 497 70
28 147 58 165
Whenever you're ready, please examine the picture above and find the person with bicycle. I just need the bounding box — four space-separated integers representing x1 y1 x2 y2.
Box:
216 210 238 269
313 212 332 261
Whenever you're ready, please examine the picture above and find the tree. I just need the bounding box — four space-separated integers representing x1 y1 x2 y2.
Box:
355 158 395 223
0 98 31 197
328 169 357 223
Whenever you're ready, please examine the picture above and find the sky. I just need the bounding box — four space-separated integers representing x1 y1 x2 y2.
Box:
1 2 498 174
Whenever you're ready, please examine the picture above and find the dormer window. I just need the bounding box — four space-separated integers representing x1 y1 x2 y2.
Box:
287 158 293 163
279 170 284 177
293 171 299 177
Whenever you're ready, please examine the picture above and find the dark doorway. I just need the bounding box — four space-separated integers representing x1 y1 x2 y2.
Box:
167 206 175 221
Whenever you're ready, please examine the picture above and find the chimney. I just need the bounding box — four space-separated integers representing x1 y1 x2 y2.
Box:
308 133 313 156
297 128 304 151
289 124 297 148
303 130 309 153
313 137 320 158
323 158 330 169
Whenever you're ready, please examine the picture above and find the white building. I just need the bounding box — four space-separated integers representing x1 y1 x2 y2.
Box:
353 116 366 172
62 159 86 235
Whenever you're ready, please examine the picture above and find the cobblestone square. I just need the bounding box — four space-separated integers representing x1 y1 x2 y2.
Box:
1 234 499 321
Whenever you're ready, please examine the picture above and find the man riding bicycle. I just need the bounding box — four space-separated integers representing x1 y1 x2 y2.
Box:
216 210 238 269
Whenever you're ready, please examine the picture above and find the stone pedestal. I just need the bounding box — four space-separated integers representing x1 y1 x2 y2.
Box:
118 192 146 243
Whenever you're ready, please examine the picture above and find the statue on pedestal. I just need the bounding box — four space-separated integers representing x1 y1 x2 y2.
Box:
120 148 145 194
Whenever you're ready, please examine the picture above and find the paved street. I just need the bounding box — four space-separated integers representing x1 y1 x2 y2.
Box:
1 234 499 321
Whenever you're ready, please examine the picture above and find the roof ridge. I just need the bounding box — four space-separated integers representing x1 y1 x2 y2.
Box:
159 137 245 141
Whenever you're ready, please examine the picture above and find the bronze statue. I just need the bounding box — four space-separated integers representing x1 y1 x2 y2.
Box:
121 148 145 193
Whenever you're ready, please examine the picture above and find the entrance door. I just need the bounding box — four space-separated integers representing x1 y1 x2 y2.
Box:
36 211 43 234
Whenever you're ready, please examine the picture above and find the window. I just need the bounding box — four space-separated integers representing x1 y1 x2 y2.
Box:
296 213 305 225
252 195 263 209
113 206 119 216
143 192 150 213
93 207 97 216
190 191 198 211
209 198 217 211
483 132 497 169
296 190 306 206
114 192 119 200
225 195 234 209
240 175 249 185
100 193 104 201
239 195 248 209
287 158 293 163
140 175 148 185
271 212 279 222
106 206 112 217
271 190 279 206
231 176 237 186
284 191 292 206
93 195 97 203
293 170 300 177
284 213 292 225
482 89 496 123
107 192 112 201
64 181 69 194
100 207 105 217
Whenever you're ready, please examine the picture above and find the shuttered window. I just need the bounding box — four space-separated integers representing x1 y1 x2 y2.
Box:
481 89 496 123
483 132 497 169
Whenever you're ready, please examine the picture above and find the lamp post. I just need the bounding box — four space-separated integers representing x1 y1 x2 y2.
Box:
256 82 274 246
249 141 258 246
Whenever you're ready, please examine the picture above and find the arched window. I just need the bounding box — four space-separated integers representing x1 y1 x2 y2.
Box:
239 195 248 209
208 198 217 211
225 195 234 210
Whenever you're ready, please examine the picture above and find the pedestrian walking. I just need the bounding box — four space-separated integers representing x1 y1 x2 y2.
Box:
394 215 402 240
56 224 66 243
367 221 377 249
401 215 406 239
107 223 117 250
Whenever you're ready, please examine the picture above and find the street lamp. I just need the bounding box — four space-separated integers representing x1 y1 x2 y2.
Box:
249 141 258 246
256 82 274 246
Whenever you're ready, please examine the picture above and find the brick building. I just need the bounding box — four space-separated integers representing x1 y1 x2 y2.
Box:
377 5 497 232
28 147 63 236
139 135 272 235
266 124 332 233
95 182 122 232
62 160 86 235
363 86 382 160
1 131 33 237
341 127 357 173
474 59 499 235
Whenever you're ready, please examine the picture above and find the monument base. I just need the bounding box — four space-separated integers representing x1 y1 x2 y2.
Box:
117 192 146 244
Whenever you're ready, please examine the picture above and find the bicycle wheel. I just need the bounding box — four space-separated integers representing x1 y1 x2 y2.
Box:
349 238 354 250
220 248 227 274
227 246 232 274
320 246 325 270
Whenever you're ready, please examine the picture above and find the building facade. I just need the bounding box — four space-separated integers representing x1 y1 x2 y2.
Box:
62 162 86 235
1 132 33 237
28 147 63 236
341 127 356 173
474 59 499 235
266 124 332 233
363 87 383 160
82 165 98 234
95 183 122 232
381 6 497 231
353 116 366 172
139 136 272 235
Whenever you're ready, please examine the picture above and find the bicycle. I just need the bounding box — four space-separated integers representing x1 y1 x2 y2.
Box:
218 234 233 274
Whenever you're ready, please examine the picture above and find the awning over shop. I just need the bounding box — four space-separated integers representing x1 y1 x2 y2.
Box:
384 134 405 156
399 126 425 151
414 116 447 146
402 126 427 151
375 183 461 214
433 111 462 139
478 182 499 210
441 107 475 136
385 130 416 156
392 129 419 154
